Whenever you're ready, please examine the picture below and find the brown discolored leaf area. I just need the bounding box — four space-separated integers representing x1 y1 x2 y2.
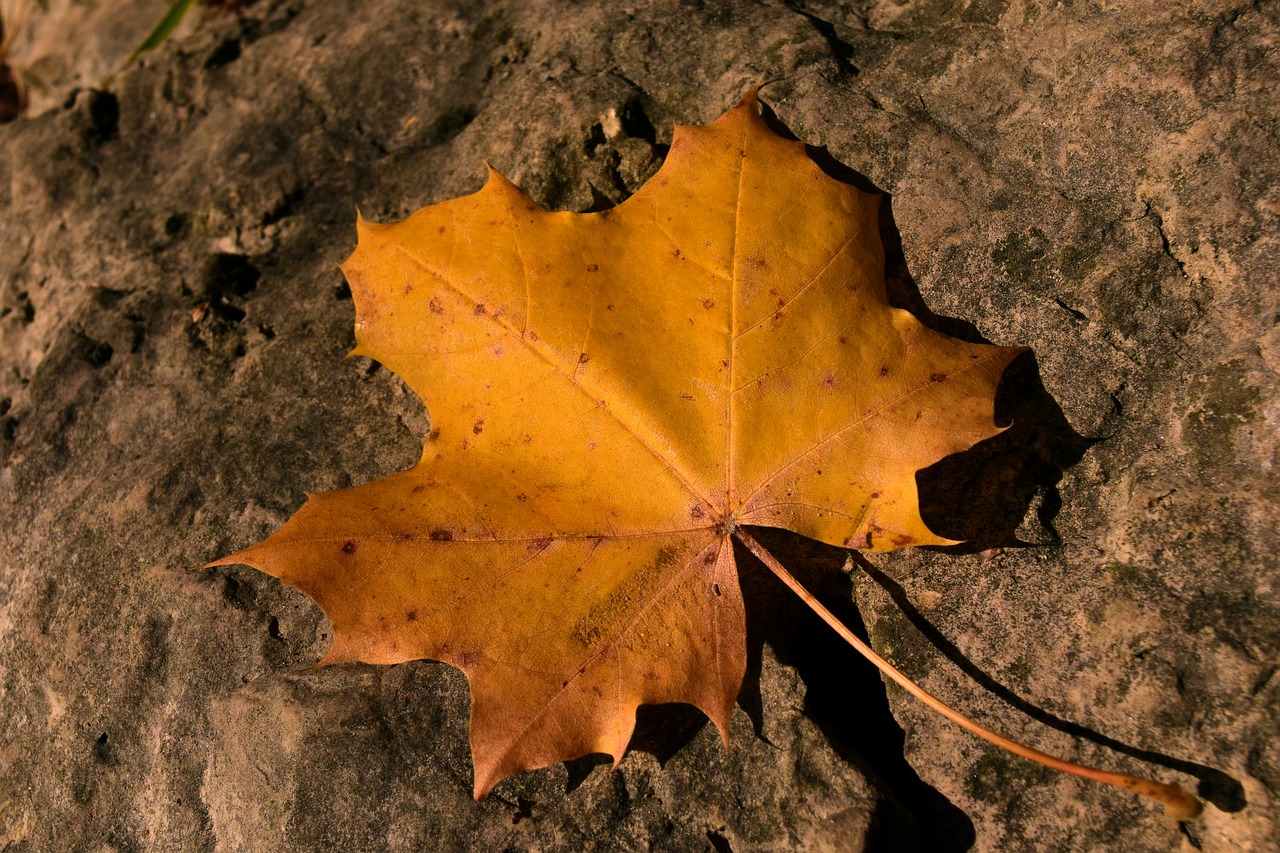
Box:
212 91 1022 798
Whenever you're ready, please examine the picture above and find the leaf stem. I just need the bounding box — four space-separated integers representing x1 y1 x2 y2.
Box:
732 527 1202 820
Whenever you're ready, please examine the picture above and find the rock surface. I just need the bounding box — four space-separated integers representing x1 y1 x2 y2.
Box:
1 0 1275 850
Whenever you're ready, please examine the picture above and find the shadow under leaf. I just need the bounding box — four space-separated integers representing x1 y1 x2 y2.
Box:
738 528 976 852
849 552 1246 813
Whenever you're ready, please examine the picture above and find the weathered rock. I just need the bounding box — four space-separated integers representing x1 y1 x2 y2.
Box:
1 0 1274 850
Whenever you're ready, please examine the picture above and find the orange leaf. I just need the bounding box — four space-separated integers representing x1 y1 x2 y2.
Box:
212 90 1023 799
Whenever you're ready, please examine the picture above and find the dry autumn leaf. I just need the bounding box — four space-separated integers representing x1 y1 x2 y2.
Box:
212 90 1200 817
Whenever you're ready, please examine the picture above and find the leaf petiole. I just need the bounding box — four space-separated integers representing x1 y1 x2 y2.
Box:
732 527 1203 820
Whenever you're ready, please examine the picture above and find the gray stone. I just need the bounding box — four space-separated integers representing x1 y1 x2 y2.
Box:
1 0 1275 850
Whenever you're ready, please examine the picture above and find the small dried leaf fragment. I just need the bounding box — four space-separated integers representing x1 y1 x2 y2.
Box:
213 91 1022 798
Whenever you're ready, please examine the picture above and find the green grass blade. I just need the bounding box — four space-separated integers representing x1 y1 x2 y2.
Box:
127 0 200 62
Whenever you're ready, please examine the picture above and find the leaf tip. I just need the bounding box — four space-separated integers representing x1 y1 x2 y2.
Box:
471 765 500 802
713 715 731 752
481 160 503 184
200 547 257 571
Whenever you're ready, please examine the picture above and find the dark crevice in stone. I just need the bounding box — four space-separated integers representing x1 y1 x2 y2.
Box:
1054 297 1088 322
205 253 260 300
426 104 478 146
73 331 114 368
706 827 734 852
205 37 242 70
1179 818 1205 849
783 1 860 77
618 96 669 158
80 89 119 146
203 253 260 323
262 188 304 226
583 121 607 155
93 732 119 766
1147 207 1191 279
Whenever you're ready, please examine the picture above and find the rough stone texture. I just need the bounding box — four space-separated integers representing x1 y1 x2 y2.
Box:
1 0 1275 850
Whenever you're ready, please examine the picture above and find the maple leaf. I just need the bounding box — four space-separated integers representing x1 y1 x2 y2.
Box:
212 91 1200 817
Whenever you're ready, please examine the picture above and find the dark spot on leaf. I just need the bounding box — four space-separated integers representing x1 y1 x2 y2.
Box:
474 303 487 315
702 298 715 309
691 505 706 519
930 372 947 382
871 491 881 499
473 419 485 435
341 540 357 555
587 263 599 272
879 366 889 377
406 609 419 622
578 352 590 364
429 297 445 314
430 529 453 541
712 583 722 596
